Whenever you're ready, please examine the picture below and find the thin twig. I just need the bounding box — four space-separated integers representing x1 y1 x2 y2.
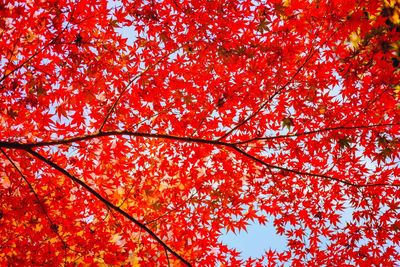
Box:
0 3 78 84
231 146 400 187
98 47 183 132
0 148 77 253
25 148 192 267
233 123 400 145
1 125 400 188
165 246 171 267
217 48 316 141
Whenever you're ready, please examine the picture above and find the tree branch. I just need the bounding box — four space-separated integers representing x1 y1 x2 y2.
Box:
1 121 398 152
0 122 397 150
165 246 171 267
98 46 184 132
25 148 192 267
231 146 400 187
1 126 400 188
0 148 74 252
217 27 343 142
0 130 227 149
233 123 400 145
217 48 316 141
0 4 77 85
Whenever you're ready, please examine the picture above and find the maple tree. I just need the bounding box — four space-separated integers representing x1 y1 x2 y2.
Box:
1 0 400 265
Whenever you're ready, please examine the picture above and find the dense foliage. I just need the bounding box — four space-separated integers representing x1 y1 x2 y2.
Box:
1 0 400 265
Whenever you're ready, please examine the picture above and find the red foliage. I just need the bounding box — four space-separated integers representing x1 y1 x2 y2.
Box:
1 0 399 266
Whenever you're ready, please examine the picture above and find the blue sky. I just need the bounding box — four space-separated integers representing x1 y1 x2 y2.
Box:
220 220 287 259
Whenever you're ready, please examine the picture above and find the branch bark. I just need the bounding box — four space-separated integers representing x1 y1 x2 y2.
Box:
1 127 399 188
25 148 192 267
0 148 75 252
233 123 400 145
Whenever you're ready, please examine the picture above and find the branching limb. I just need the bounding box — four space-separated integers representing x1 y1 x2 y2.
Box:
233 123 400 145
1 122 398 150
98 46 184 132
231 146 400 188
0 4 78 85
165 246 171 267
1 125 400 189
217 48 316 141
25 148 192 267
0 148 76 253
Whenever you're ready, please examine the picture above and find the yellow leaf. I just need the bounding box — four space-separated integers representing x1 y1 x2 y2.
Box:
392 8 400 24
283 0 291 7
25 30 36 43
76 230 84 237
130 255 140 267
349 31 360 49
158 181 169 191
1 176 11 188
117 186 124 195
129 247 142 267
4 69 12 76
178 183 185 190
394 85 400 94
110 233 122 243
384 0 397 8
35 224 43 232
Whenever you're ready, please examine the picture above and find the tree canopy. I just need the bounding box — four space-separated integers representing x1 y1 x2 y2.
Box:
1 0 400 266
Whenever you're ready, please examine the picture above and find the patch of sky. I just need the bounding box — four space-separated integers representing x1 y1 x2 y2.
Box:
107 0 139 46
330 70 344 98
219 217 287 260
83 214 95 224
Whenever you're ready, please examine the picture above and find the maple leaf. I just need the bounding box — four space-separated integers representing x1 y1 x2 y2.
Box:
0 0 399 266
281 117 294 130
338 137 353 149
